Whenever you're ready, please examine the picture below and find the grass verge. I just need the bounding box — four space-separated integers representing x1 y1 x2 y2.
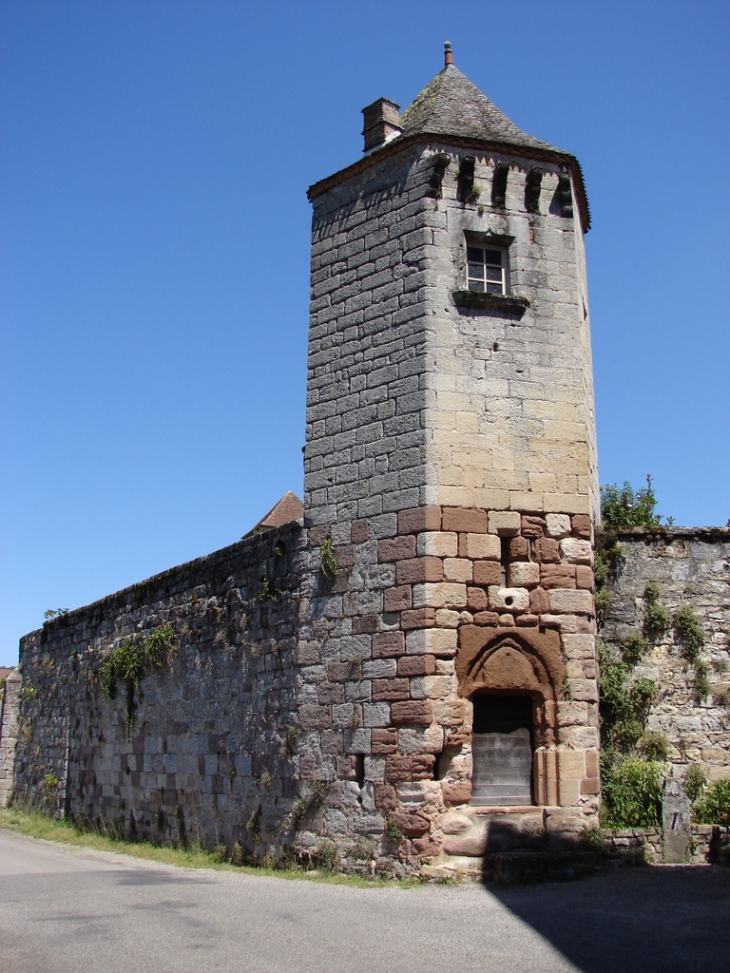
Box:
0 807 417 888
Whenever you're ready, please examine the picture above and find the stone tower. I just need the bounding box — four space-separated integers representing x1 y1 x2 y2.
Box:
303 44 600 870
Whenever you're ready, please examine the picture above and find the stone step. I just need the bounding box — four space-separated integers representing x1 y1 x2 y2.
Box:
484 849 602 885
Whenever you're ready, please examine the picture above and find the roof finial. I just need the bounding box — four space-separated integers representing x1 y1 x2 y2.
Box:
444 41 454 67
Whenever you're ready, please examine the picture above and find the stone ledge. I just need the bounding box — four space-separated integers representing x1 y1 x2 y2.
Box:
452 290 530 317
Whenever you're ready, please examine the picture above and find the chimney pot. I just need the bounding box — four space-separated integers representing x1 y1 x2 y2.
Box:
444 41 454 66
361 97 402 153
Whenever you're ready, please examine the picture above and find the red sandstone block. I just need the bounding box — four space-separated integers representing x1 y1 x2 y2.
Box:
397 655 437 677
473 611 500 626
386 754 435 782
391 699 434 725
534 538 561 563
372 631 405 658
351 519 369 544
383 585 412 612
372 678 411 701
317 682 345 705
571 514 592 539
442 507 487 533
321 729 344 755
336 756 357 780
412 838 441 858
473 561 502 586
580 776 601 795
441 780 472 805
400 608 436 630
521 515 546 538
585 751 599 777
508 536 530 561
327 660 361 681
309 525 330 547
352 614 379 634
529 588 550 613
467 586 489 611
298 754 316 780
374 783 397 812
335 544 355 569
396 556 444 585
378 536 416 562
576 566 595 590
372 728 398 755
540 564 576 589
397 506 442 534
298 705 331 730
515 614 540 627
389 810 430 837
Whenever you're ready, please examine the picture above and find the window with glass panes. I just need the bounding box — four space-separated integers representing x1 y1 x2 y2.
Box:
467 246 505 294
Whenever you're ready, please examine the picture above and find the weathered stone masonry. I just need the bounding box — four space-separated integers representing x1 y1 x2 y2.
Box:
2 50 727 875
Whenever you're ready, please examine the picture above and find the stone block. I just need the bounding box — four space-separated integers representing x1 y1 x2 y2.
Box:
396 655 437 677
575 566 594 589
473 611 500 626
371 678 410 701
473 561 502 586
539 564 576 589
405 628 457 656
571 514 592 539
398 725 444 754
464 533 500 560
396 557 444 585
433 698 468 726
351 519 369 543
443 508 488 533
515 614 539 627
371 728 398 755
352 614 379 634
545 514 571 538
372 631 405 658
548 589 594 615
389 810 430 837
317 682 345 705
400 608 436 630
488 587 530 612
410 675 454 700
580 777 600 795
443 833 486 857
435 608 461 628
487 510 521 535
508 562 539 588
557 751 586 780
363 703 391 727
386 754 436 782
560 538 593 565
398 506 442 534
391 700 434 725
508 536 530 561
521 515 546 538
378 536 417 562
557 778 581 806
383 586 412 612
467 587 489 611
534 538 561 563
585 751 599 778
412 583 467 610
443 558 473 582
417 531 458 557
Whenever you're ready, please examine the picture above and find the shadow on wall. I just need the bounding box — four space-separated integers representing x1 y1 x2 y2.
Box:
482 863 730 973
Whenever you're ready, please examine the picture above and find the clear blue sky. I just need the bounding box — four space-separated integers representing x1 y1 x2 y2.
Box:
1 1 728 665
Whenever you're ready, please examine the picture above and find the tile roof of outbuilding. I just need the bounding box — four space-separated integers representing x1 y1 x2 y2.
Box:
399 64 562 154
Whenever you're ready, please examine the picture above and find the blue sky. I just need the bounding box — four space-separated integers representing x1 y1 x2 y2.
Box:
1 0 728 664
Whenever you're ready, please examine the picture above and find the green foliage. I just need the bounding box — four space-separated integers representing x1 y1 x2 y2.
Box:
673 604 705 665
100 623 177 728
684 764 707 803
594 586 612 624
694 778 730 826
640 731 669 761
601 757 665 828
319 538 338 581
622 632 649 667
642 584 670 640
600 475 665 529
384 817 403 843
44 773 59 789
598 652 657 753
693 661 710 704
291 781 329 829
259 542 286 601
44 609 69 620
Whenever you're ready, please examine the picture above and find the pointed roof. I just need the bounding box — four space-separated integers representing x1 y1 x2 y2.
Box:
400 63 561 154
245 491 304 536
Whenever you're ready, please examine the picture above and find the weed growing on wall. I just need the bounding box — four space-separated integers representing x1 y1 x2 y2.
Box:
600 475 667 529
100 623 177 729
319 538 338 581
642 583 671 641
673 604 705 665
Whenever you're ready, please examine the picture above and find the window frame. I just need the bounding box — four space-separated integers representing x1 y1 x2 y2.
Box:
466 244 507 296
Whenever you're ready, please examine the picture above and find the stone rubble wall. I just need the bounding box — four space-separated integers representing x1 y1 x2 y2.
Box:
0 669 21 807
600 528 730 782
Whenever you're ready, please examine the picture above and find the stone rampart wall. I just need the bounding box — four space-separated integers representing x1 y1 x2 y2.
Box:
10 523 309 857
600 528 730 782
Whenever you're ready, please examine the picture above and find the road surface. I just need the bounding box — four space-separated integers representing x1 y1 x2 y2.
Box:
1 830 728 972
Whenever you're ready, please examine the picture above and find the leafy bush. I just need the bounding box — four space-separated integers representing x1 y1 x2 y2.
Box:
622 632 649 667
600 475 665 529
100 623 177 727
673 604 705 665
684 764 707 803
694 778 730 826
601 758 665 828
642 584 670 640
640 731 669 761
598 654 657 753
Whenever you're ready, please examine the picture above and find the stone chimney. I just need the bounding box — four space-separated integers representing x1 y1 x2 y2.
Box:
361 97 402 153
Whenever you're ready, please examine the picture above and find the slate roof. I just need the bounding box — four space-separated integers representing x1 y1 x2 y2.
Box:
399 64 562 154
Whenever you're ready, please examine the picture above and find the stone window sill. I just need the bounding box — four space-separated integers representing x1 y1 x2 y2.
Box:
453 290 530 318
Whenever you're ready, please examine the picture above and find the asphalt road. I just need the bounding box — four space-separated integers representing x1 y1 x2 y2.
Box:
1 830 728 973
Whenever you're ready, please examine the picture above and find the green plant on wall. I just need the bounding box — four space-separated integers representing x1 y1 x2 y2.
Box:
600 474 668 529
601 758 664 828
673 604 705 665
259 542 285 602
642 583 671 641
319 538 338 581
100 623 177 729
